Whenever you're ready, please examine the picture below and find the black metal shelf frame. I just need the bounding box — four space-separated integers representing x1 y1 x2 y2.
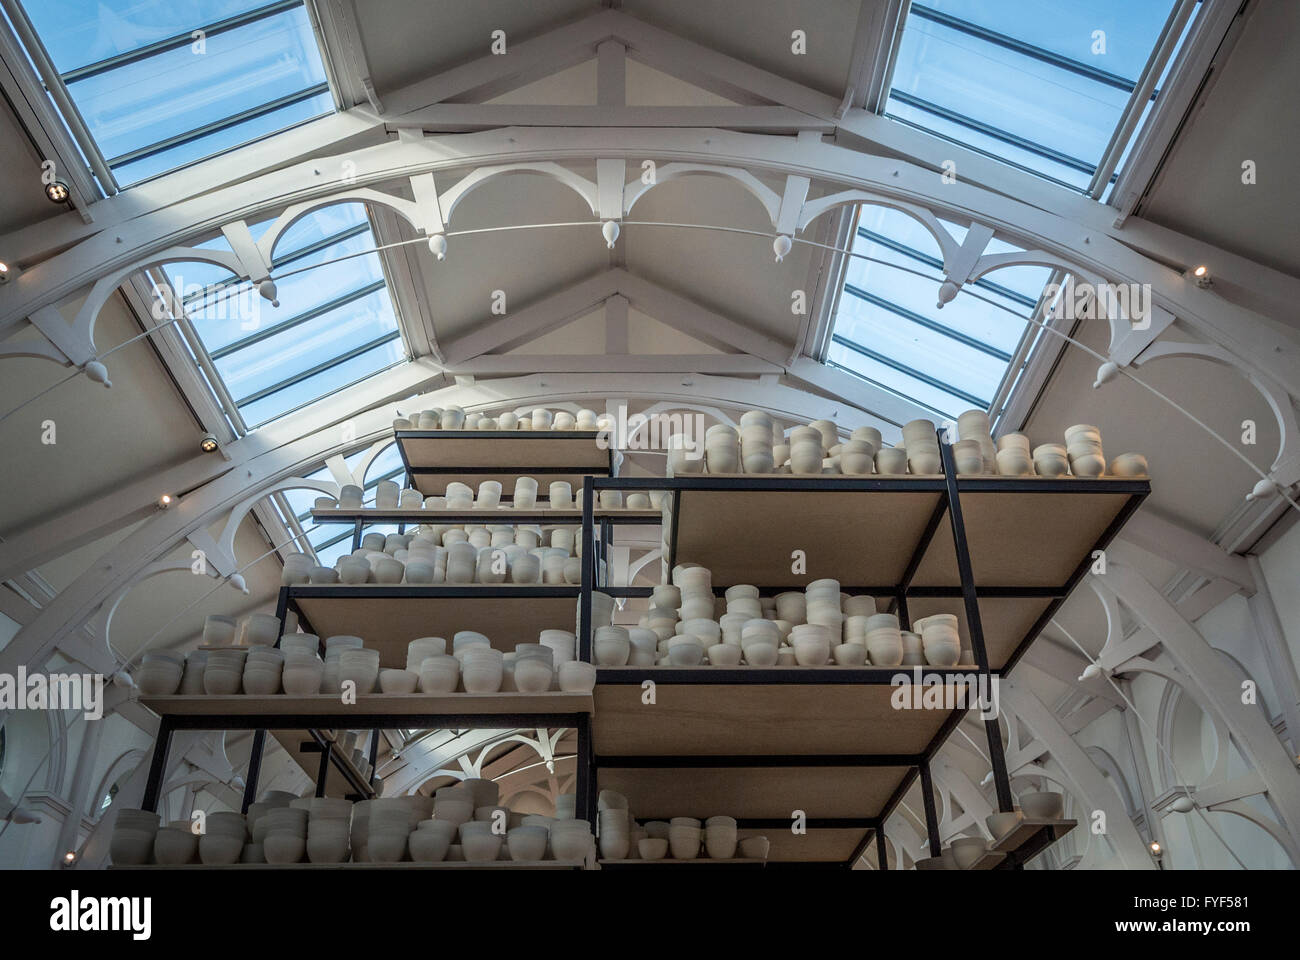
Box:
578 432 1148 868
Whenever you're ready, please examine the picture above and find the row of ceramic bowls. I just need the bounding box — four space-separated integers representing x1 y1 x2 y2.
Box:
320 479 667 513
143 629 598 697
914 792 1065 870
595 789 769 861
394 406 611 433
596 571 971 668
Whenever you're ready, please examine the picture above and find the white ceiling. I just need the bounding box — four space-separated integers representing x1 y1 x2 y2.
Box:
1138 0 1300 278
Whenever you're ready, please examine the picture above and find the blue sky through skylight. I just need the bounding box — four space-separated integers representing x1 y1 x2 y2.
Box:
885 0 1182 190
19 0 332 185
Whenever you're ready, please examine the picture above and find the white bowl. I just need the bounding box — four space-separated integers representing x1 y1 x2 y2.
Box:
1018 791 1064 819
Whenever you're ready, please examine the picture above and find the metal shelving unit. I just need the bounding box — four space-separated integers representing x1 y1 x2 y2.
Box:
577 434 1148 868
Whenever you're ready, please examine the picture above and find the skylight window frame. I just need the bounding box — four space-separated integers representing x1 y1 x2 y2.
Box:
876 0 1202 196
157 203 412 432
7 0 337 188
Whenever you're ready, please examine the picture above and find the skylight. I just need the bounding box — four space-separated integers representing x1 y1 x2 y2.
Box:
160 203 405 428
884 0 1191 192
826 206 1052 421
15 0 332 185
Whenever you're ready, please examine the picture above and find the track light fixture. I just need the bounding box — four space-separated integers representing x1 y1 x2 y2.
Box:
200 434 219 453
0 261 9 283
1149 840 1163 857
1190 264 1211 288
45 180 70 203
158 494 173 509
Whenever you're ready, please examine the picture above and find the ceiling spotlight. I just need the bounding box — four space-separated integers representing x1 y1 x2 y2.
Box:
1148 840 1163 857
45 180 70 203
0 261 9 283
62 851 76 864
200 434 219 453
158 494 173 509
1190 265 1211 288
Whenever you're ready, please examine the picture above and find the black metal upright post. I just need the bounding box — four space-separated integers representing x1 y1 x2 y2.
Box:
939 436 1014 813
140 717 172 813
919 761 942 857
574 713 595 830
877 823 889 870
315 742 333 798
579 475 595 663
351 518 363 551
367 729 380 788
242 731 265 813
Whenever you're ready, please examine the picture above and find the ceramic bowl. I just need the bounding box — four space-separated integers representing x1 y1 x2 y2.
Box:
914 855 950 870
462 833 503 863
986 810 1024 839
667 638 705 666
379 669 419 694
738 836 770 860
1109 452 1149 477
198 834 243 865
264 834 306 864
558 661 596 692
995 448 1033 476
514 657 553 693
668 829 701 860
950 836 988 869
507 825 548 861
876 446 909 474
108 828 154 866
637 837 669 861
923 639 961 667
1018 791 1064 819
708 643 742 666
833 642 867 666
743 642 778 666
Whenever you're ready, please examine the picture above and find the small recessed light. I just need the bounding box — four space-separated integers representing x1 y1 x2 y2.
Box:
158 494 174 509
63 851 76 863
1149 840 1163 856
0 261 9 283
200 434 219 453
45 181 70 203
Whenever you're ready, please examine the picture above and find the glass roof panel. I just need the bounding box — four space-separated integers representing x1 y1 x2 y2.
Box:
885 0 1181 191
17 0 332 185
827 205 1052 421
160 203 406 429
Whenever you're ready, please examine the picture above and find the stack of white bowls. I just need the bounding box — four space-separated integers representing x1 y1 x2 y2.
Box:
203 615 238 645
407 637 446 671
321 635 363 693
704 816 739 859
366 799 411 863
914 614 961 666
674 565 715 620
1033 443 1069 476
550 819 595 862
1065 424 1105 477
445 542 477 583
957 409 997 473
902 419 941 474
242 647 283 695
179 650 207 693
740 619 780 665
110 809 160 865
410 819 457 862
593 625 630 665
864 613 904 667
153 820 198 865
282 552 314 585
774 591 806 623
995 432 1034 476
666 433 705 477
445 482 474 511
477 480 503 509
539 628 577 666
953 438 985 475
135 651 184 695
339 483 364 508
242 613 281 646
723 584 761 619
200 811 246 865
461 646 504 693
433 785 474 827
876 445 909 474
840 438 875 475
597 807 631 859
788 425 824 474
739 410 775 473
418 653 459 693
627 627 658 666
375 480 400 509
262 807 308 864
548 480 573 508
668 817 702 860
789 623 832 665
558 660 596 692
202 648 246 695
704 424 740 474
513 643 554 692
577 591 616 637
666 634 705 665
901 630 924 665
805 578 843 632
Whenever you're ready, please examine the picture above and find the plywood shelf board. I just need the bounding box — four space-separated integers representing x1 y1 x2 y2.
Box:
291 593 577 667
112 860 585 870
593 682 962 756
596 765 910 819
310 507 662 522
990 817 1077 854
670 488 944 587
909 490 1136 587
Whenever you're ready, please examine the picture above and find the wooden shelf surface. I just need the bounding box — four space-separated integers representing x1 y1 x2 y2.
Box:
597 765 909 820
990 817 1077 854
593 679 967 756
310 507 663 524
288 588 578 667
141 692 593 718
396 431 611 495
